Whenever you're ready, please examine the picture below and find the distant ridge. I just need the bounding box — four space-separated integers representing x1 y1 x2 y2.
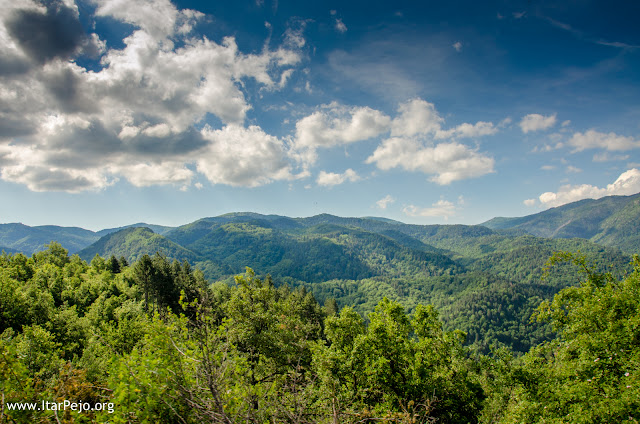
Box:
0 223 99 254
361 216 403 224
482 192 640 253
78 227 197 263
96 222 175 237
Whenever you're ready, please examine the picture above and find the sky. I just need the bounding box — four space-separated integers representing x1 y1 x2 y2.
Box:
1 0 639 231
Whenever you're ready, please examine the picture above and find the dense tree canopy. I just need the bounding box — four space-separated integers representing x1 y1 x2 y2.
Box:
1 243 639 423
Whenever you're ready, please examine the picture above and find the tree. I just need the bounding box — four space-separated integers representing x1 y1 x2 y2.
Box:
106 255 121 274
488 253 640 423
134 254 154 312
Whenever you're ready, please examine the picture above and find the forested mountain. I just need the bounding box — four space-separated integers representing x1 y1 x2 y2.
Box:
483 192 640 253
2 198 638 355
0 223 99 254
0 245 19 254
95 222 175 237
77 227 198 264
0 222 175 255
67 212 631 354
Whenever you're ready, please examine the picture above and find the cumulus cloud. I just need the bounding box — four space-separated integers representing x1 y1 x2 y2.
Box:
4 0 101 65
115 162 194 187
0 0 303 192
388 99 497 140
568 130 640 152
197 125 295 187
355 98 497 184
452 41 462 52
92 0 196 40
403 200 456 219
523 198 537 206
316 168 360 187
519 113 557 133
366 139 494 185
531 168 640 208
293 104 391 164
390 99 443 137
376 194 395 209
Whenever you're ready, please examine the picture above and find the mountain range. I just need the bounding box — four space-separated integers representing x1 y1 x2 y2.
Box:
1 192 638 353
483 192 640 253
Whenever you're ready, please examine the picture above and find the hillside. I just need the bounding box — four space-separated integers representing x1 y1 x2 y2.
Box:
77 227 199 263
482 192 640 253
0 223 99 254
0 222 176 255
96 222 175 237
3 208 636 353
71 213 632 353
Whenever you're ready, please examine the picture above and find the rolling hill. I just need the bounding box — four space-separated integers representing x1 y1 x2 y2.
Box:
77 227 198 263
482 192 640 253
68 211 632 353
0 223 99 254
3 195 638 353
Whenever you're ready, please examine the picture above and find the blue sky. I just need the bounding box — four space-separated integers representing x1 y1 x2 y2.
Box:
1 0 639 230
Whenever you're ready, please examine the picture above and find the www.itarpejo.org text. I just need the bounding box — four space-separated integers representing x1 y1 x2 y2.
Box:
6 400 114 414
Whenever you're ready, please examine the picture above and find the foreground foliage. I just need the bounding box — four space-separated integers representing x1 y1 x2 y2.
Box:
0 244 639 422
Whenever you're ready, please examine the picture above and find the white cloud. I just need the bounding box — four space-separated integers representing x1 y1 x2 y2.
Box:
376 194 395 209
366 139 494 185
389 99 497 140
452 41 462 52
0 143 116 192
316 168 360 187
293 104 391 164
498 117 512 128
435 121 498 139
115 161 194 187
523 198 537 206
593 152 630 162
390 99 443 137
532 142 564 153
403 200 456 219
335 18 347 33
3 0 503 199
519 113 557 133
361 99 498 184
541 165 555 171
568 130 640 152
0 0 304 192
92 0 196 40
566 165 582 173
197 125 295 187
532 168 640 207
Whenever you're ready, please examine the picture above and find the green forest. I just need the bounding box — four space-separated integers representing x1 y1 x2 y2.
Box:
1 243 639 423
